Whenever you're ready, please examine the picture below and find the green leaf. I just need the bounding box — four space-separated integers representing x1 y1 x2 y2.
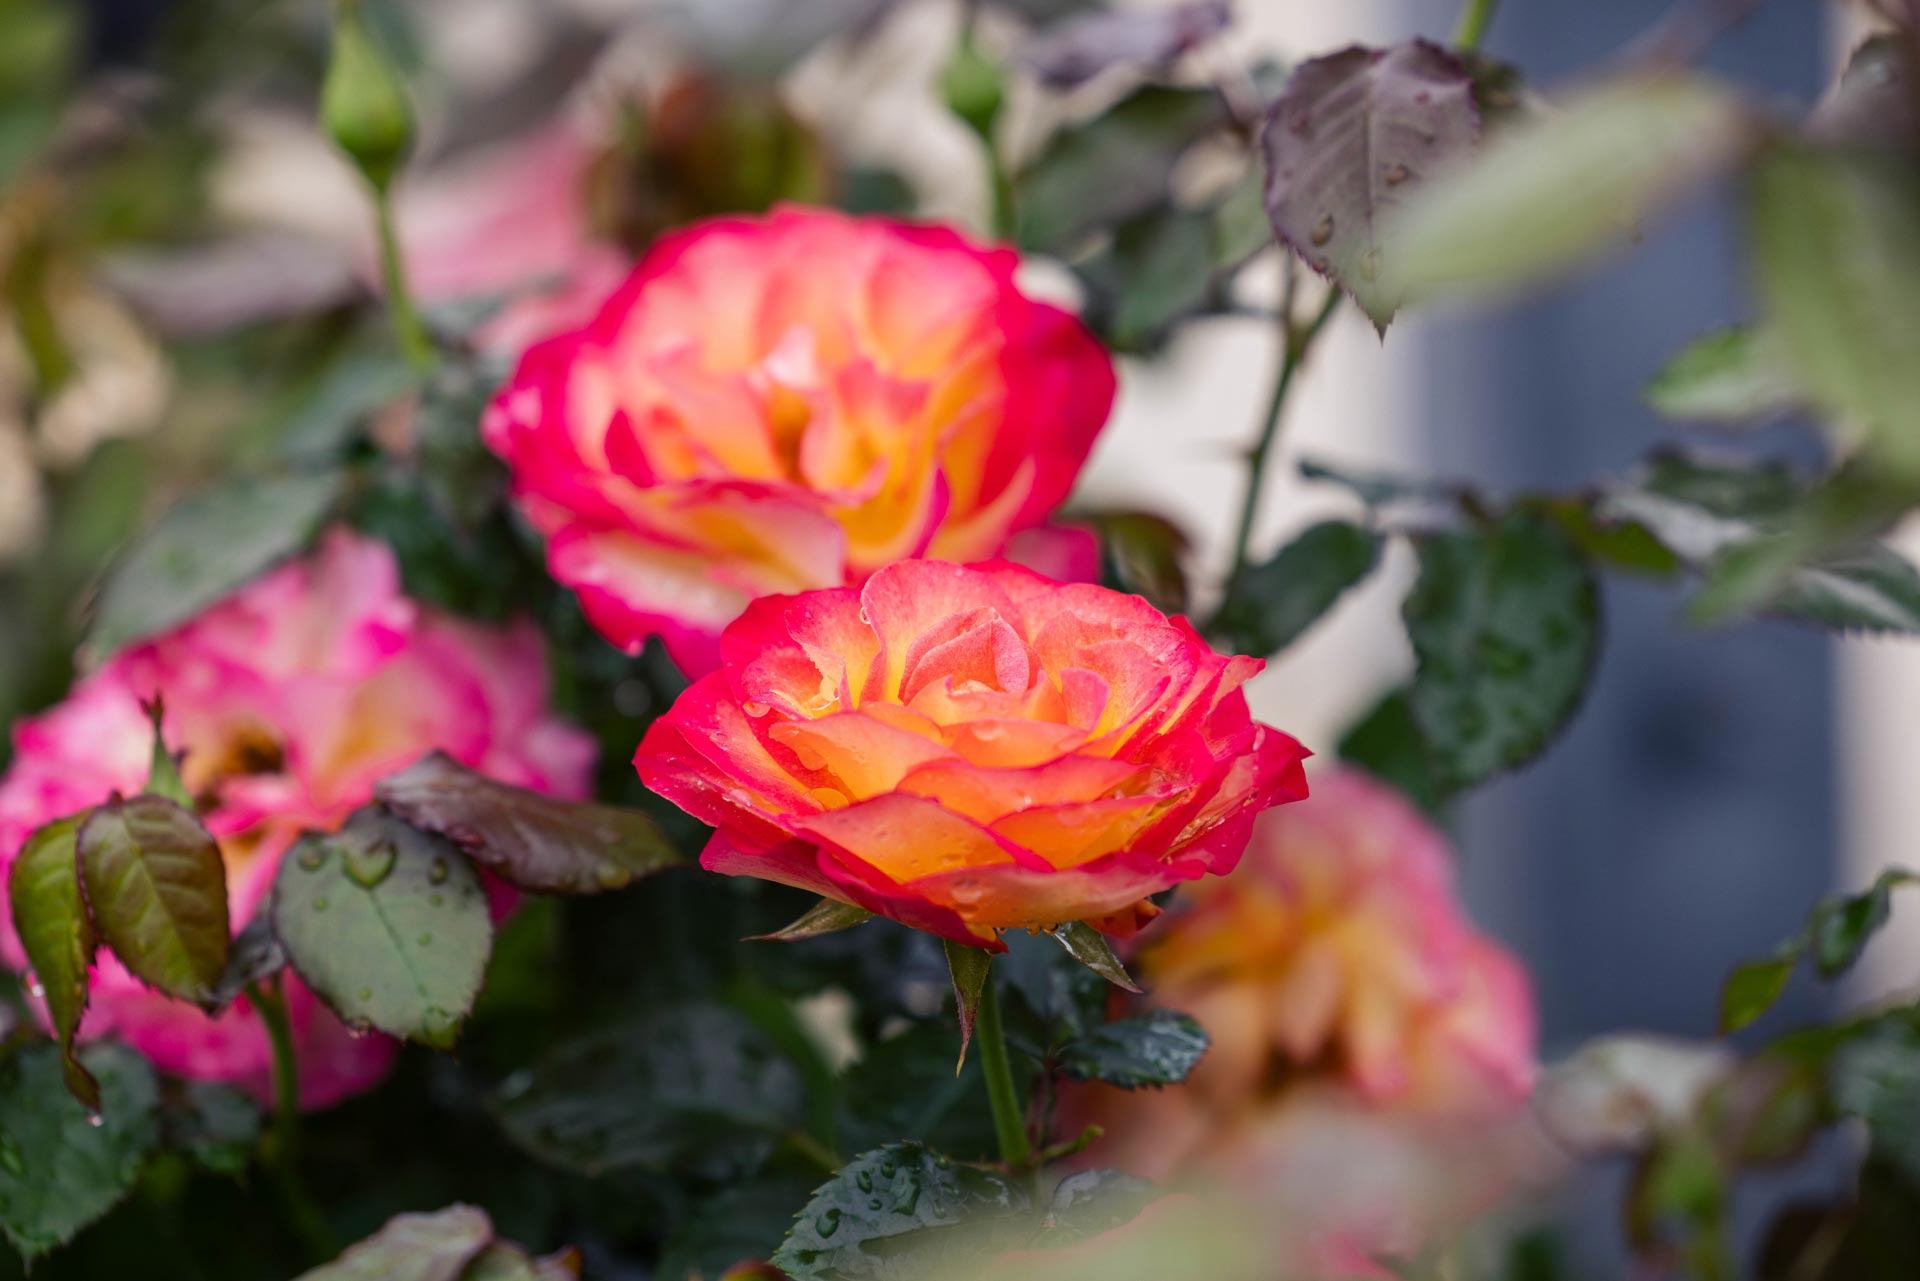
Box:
8 814 98 1108
1042 1169 1160 1243
0 1042 159 1260
206 913 287 1013
293 1205 494 1281
1080 207 1220 351
270 808 492 1049
772 1143 1034 1279
1385 74 1755 304
1831 1014 1920 1194
1016 86 1227 255
1262 41 1481 328
1051 921 1141 993
1058 1010 1210 1089
161 1080 261 1177
754 898 875 941
1644 327 1802 425
944 940 992 1066
77 795 231 1008
1212 520 1381 658
1336 687 1449 815
492 1003 806 1179
836 1022 1008 1162
83 469 344 663
373 751 681 895
1750 145 1920 477
1403 512 1600 791
1720 955 1799 1036
140 699 191 809
1083 510 1191 615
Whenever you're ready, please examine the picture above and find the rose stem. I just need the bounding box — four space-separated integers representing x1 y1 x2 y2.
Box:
249 979 338 1262
975 972 1033 1170
1453 0 1504 50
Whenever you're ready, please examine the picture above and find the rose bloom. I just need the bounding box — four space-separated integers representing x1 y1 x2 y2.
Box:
483 206 1116 674
0 529 595 1108
634 560 1309 949
1068 769 1543 1277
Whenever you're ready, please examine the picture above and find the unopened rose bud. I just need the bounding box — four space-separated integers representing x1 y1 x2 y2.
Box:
941 33 1005 141
320 0 414 192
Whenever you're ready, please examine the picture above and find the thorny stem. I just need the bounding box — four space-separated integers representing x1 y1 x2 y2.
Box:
250 981 337 1263
975 977 1032 1171
1452 0 1503 51
1217 287 1343 610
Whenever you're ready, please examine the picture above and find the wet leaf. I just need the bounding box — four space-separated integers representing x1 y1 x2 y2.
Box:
1058 1011 1209 1089
1336 687 1449 816
8 814 98 1107
77 795 230 1009
293 1205 494 1281
83 469 343 663
0 1043 159 1260
1051 922 1141 993
1262 40 1480 328
374 752 681 895
772 1143 1033 1280
161 1079 261 1177
1043 1169 1160 1242
1212 520 1381 658
493 1003 806 1179
1644 327 1802 425
270 808 492 1049
1403 512 1600 791
755 898 874 941
1386 74 1755 304
1750 145 1920 479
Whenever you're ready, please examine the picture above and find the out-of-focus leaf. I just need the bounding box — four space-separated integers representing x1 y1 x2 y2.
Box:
1212 519 1381 658
837 1022 1007 1161
492 1003 806 1179
755 898 874 941
101 231 364 339
1524 494 1683 578
1831 1013 1920 1193
206 913 287 1013
1644 327 1802 425
1081 207 1219 350
1017 86 1227 255
84 469 344 662
460 1244 582 1281
1043 1170 1160 1242
374 752 681 895
1806 34 1916 146
1058 1011 1209 1089
1025 1 1232 90
8 814 97 1107
271 808 492 1049
772 1143 1033 1279
945 940 992 1065
1299 456 1459 511
1262 41 1480 328
1083 510 1191 615
293 1205 494 1281
1385 75 1755 304
161 1080 261 1177
1750 145 1920 478
657 1175 822 1281
1403 512 1600 791
1719 869 1916 1033
77 795 230 1008
648 0 896 78
0 1043 158 1260
1336 687 1448 815
1051 921 1140 993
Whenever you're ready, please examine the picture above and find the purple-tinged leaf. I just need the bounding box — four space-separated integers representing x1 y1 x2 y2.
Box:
374 751 680 896
8 814 99 1108
293 1205 494 1281
77 795 230 1010
1052 921 1141 992
1026 0 1232 90
1261 41 1479 329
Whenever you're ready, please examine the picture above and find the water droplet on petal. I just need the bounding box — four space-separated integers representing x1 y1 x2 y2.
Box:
742 701 770 719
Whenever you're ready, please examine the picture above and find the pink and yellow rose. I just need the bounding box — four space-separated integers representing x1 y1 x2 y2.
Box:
483 206 1116 673
0 529 595 1108
1069 769 1542 1276
634 559 1309 949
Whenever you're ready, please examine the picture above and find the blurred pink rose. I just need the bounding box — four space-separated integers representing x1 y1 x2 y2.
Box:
1069 769 1544 1276
484 206 1116 674
0 528 595 1108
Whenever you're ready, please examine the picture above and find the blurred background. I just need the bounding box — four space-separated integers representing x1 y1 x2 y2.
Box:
0 0 1896 1268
